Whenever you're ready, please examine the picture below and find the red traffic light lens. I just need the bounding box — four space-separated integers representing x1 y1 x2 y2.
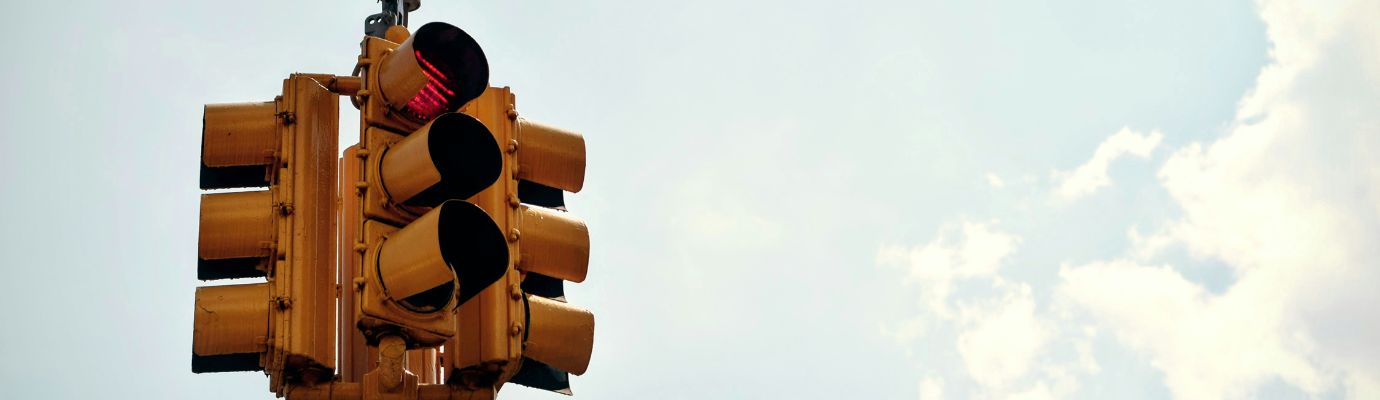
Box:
383 22 490 122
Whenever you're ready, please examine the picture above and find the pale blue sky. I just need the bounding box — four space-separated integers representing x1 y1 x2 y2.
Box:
2 1 1377 399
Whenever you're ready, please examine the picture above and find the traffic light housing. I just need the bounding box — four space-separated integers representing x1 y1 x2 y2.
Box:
446 87 596 395
192 75 339 395
347 22 509 351
192 11 598 398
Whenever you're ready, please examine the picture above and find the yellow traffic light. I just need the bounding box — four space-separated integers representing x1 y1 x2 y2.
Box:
348 21 509 352
524 295 595 376
200 102 277 190
445 87 596 395
192 283 269 372
192 76 339 396
197 190 275 280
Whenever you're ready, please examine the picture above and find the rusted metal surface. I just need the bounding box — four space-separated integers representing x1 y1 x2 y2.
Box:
377 336 408 391
407 347 441 384
286 383 494 400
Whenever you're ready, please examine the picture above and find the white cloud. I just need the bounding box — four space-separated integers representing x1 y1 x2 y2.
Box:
986 172 1006 188
1059 0 1380 398
1044 1 1380 398
1059 260 1326 399
878 221 1021 319
956 283 1049 390
885 2 1380 398
918 376 945 400
883 224 1073 398
1052 128 1163 201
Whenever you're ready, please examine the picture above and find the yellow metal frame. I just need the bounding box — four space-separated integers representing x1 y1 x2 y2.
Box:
356 219 458 346
266 75 340 391
448 87 526 387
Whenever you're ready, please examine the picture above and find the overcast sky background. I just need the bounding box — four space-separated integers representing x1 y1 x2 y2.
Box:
1 0 1377 399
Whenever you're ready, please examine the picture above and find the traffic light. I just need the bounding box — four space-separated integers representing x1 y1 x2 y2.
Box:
347 21 509 355
193 75 339 395
192 6 598 397
446 87 596 395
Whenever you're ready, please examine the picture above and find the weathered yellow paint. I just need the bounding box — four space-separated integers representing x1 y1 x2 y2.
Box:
523 295 595 375
377 113 500 206
449 86 596 389
515 204 590 283
350 23 506 356
272 75 340 389
198 190 275 261
337 145 375 384
201 102 278 168
285 383 495 400
376 205 454 303
193 283 270 356
450 87 526 387
192 75 339 396
516 119 586 193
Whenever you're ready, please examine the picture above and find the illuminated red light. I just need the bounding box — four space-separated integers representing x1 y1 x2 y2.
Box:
404 50 461 121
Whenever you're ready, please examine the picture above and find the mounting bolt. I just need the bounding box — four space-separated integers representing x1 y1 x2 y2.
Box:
509 322 523 337
508 229 520 242
509 284 522 300
272 296 292 310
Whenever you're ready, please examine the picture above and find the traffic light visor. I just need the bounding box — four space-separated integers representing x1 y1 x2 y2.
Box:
198 190 275 280
379 113 502 207
192 283 269 373
517 119 586 193
378 22 489 123
376 200 509 312
516 205 589 283
201 102 277 189
524 295 594 375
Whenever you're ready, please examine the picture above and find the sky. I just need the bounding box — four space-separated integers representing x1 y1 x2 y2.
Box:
0 0 1377 399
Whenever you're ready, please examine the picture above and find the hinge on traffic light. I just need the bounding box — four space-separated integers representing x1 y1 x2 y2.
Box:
276 111 296 125
276 202 294 216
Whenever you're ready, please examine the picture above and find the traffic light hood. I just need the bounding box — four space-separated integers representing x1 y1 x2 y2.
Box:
378 22 490 123
379 113 502 207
